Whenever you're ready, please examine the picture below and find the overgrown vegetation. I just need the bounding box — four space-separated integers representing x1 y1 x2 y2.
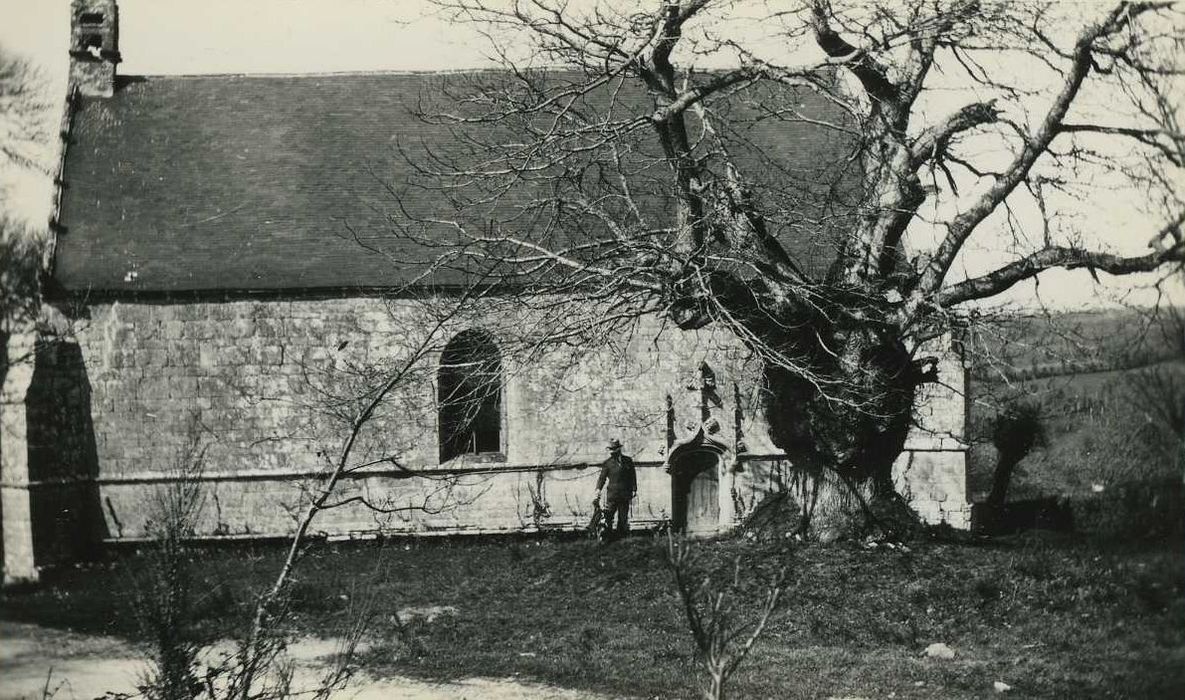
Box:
4 534 1182 698
131 434 209 700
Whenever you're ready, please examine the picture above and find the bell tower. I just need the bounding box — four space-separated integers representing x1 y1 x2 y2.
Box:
68 0 120 97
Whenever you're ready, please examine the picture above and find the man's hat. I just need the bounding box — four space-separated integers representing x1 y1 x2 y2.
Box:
607 438 622 451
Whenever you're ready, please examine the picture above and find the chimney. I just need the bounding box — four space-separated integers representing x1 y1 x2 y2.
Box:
69 0 120 98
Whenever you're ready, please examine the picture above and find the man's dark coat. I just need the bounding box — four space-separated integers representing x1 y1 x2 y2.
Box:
595 453 637 504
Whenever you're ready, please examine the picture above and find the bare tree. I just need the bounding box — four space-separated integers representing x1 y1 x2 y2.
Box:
226 286 498 699
0 216 40 375
377 1 1184 531
666 533 787 700
1124 302 1185 479
1 47 51 469
0 45 50 343
0 46 49 174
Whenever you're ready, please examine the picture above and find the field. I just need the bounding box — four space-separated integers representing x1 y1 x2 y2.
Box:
2 533 1183 699
965 308 1183 507
967 360 1184 503
967 307 1182 383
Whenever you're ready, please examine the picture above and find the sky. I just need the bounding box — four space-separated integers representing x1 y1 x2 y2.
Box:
0 0 1180 310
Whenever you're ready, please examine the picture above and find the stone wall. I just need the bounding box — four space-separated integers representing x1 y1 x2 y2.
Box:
896 335 971 527
2 333 38 583
3 294 969 576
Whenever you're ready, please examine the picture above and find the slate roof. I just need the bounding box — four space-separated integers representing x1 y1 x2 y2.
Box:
53 71 853 294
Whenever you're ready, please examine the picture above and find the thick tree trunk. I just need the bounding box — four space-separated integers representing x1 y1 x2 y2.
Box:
673 276 926 537
986 453 1022 508
760 324 921 535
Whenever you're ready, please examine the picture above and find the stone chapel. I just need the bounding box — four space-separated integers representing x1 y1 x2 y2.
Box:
0 0 970 583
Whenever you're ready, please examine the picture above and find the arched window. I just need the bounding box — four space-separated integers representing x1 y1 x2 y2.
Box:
438 330 503 462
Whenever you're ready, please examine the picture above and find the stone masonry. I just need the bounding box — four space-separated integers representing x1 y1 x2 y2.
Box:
1 294 969 581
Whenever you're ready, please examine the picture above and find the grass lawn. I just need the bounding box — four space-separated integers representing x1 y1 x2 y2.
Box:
2 532 1182 698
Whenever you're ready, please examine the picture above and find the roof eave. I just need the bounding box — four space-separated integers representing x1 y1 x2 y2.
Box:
45 84 81 285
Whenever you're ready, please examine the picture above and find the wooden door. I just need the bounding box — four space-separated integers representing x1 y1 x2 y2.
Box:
671 451 720 535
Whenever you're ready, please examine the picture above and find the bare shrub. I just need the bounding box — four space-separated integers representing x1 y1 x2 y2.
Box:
0 47 51 173
665 533 787 700
131 428 208 700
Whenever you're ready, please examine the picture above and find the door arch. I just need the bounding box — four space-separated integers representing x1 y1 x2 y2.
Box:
670 449 721 535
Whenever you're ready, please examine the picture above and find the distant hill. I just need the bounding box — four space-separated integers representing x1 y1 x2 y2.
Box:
966 307 1183 383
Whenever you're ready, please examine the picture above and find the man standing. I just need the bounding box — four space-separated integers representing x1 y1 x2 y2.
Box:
594 438 637 541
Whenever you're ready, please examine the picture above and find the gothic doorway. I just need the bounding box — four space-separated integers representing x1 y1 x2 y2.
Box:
670 449 721 535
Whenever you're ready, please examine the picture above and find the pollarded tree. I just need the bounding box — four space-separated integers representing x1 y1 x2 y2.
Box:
390 0 1185 530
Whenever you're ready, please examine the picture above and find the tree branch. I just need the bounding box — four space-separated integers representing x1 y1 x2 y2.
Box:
647 0 711 93
936 214 1185 306
1057 122 1185 166
910 100 1001 169
807 0 899 106
651 69 758 123
914 2 1152 299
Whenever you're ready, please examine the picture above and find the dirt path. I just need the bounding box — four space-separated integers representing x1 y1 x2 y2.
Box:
0 622 619 700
